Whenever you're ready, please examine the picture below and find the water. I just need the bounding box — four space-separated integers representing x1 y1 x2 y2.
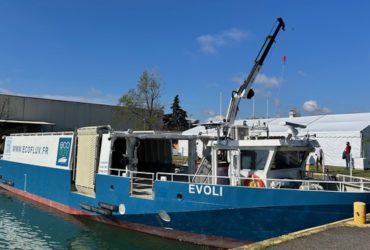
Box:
0 189 207 250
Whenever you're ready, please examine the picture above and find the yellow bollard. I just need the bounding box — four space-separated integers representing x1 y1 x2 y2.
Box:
353 202 366 225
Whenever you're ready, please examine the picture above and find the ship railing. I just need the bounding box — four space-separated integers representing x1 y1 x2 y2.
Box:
191 158 212 183
129 171 155 199
109 168 128 176
157 172 200 183
155 172 370 192
336 174 370 192
108 168 155 198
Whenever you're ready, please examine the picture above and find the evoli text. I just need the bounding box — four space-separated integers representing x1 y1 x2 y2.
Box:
188 184 223 196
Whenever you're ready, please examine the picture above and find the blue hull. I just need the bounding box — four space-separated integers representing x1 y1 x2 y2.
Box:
121 204 353 242
1 160 369 245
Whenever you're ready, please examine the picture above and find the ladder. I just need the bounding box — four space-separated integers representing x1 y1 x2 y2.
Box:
130 172 154 199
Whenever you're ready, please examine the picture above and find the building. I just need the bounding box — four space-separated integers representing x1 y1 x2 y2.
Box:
0 94 136 133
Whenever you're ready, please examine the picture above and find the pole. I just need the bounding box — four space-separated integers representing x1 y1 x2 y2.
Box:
322 153 326 177
350 153 353 177
252 98 255 119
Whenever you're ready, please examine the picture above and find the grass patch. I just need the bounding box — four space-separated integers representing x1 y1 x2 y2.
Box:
173 155 188 162
309 165 370 179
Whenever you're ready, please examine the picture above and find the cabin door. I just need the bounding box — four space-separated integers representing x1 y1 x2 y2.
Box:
229 150 241 186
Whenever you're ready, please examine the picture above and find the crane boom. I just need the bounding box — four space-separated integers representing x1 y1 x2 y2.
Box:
225 17 285 126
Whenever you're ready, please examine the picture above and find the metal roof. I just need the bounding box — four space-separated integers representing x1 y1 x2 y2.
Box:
0 119 55 125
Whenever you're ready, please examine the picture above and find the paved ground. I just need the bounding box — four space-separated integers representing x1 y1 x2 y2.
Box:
263 226 370 250
234 215 370 250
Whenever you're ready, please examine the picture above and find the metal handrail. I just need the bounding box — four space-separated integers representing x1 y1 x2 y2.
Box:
106 168 370 192
191 158 212 183
336 174 370 182
108 168 128 176
155 171 370 192
336 174 370 191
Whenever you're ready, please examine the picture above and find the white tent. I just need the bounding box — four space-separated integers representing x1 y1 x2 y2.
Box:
257 113 370 169
181 113 370 169
179 125 217 158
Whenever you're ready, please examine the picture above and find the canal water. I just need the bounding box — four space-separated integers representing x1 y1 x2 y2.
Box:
0 189 207 250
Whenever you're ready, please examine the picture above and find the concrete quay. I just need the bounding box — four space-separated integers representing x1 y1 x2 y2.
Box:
233 214 370 250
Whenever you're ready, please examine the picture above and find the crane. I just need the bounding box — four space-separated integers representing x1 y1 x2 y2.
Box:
224 17 285 130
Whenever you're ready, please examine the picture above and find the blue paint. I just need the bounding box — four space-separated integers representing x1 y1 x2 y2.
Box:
1 159 370 242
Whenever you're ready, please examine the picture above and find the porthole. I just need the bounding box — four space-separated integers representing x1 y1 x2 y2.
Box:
176 193 183 200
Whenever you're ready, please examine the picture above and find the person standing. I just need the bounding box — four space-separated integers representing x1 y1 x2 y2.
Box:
344 142 351 169
315 145 323 172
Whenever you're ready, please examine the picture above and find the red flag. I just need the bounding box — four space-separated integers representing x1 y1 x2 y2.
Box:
282 55 286 64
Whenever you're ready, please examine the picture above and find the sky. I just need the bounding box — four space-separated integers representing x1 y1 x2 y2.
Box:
1 0 370 122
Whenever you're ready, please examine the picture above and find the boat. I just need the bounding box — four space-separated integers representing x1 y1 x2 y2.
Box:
1 125 370 248
1 18 370 248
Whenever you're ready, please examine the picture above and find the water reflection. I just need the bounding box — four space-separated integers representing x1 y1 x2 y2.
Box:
0 190 206 250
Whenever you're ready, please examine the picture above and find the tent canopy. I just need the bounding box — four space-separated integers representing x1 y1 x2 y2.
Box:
183 113 370 168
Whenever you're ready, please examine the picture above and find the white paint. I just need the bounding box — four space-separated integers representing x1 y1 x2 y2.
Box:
118 204 126 215
3 134 74 169
98 134 111 174
188 184 223 196
203 185 211 195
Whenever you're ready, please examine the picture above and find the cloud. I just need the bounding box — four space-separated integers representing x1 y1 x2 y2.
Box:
39 91 118 105
0 87 118 105
40 94 94 103
303 100 331 114
205 110 216 117
202 110 224 122
303 100 318 112
231 73 281 99
232 73 282 88
254 73 282 87
197 28 248 54
254 88 272 97
207 114 225 122
0 88 15 95
231 75 245 85
297 70 307 77
0 79 11 86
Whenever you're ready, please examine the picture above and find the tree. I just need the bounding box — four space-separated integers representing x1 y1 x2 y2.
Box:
118 70 164 130
163 95 188 131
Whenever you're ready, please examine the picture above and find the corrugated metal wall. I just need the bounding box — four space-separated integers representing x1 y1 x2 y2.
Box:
0 94 136 131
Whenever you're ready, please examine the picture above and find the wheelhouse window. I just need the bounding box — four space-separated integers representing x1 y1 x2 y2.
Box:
271 151 308 170
240 150 269 170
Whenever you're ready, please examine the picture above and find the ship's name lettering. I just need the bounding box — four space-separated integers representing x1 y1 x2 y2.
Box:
12 145 49 155
188 184 223 196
